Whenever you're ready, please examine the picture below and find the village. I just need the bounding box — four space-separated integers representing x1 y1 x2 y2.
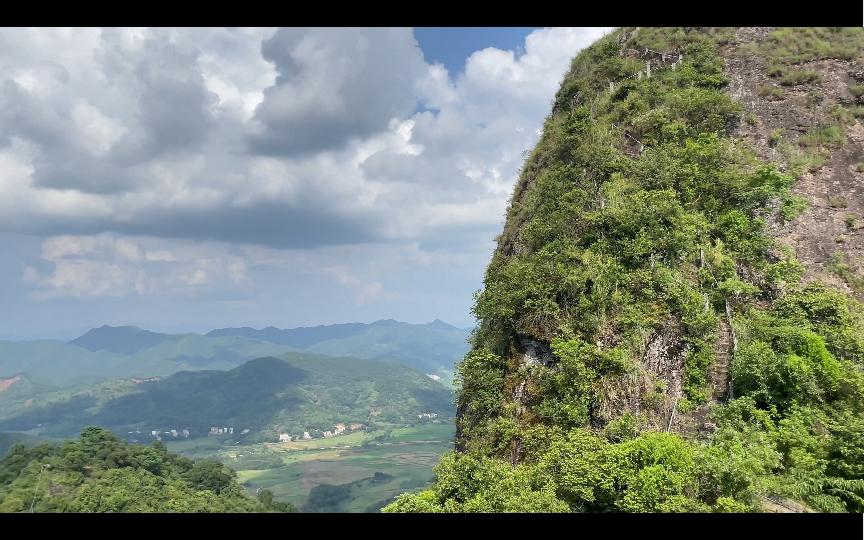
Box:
276 422 365 442
141 412 441 442
149 429 190 441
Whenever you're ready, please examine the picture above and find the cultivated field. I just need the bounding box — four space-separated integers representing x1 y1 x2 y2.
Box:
169 423 454 511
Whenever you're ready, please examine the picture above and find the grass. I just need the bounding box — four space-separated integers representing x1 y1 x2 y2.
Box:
807 89 825 107
769 129 786 147
798 124 846 148
780 70 823 86
827 253 864 292
759 27 864 65
767 63 786 77
828 196 848 208
758 84 785 101
786 146 829 177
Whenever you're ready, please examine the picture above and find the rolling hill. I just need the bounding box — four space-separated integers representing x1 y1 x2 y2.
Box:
209 320 472 381
0 352 455 440
0 334 300 387
67 325 182 355
0 320 470 390
205 321 402 349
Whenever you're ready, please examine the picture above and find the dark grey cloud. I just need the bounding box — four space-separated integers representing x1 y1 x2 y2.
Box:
247 27 426 156
0 77 135 194
109 40 218 166
2 200 380 250
116 201 381 249
0 26 619 341
0 27 609 255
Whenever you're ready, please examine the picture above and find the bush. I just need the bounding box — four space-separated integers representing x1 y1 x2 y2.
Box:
798 124 845 148
758 84 785 101
780 70 823 86
769 129 786 147
806 89 825 107
826 253 864 292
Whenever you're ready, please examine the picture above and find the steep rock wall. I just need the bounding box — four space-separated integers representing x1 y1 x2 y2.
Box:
456 27 864 458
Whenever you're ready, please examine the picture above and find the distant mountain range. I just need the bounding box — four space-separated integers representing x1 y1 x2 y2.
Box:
0 319 472 388
205 319 462 348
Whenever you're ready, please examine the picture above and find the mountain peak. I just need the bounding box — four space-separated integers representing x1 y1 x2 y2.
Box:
67 326 179 355
425 319 457 331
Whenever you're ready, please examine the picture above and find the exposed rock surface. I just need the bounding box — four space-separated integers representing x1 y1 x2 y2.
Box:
487 28 864 445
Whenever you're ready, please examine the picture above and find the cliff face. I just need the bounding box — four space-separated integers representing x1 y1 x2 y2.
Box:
724 30 864 300
461 27 864 445
387 28 864 514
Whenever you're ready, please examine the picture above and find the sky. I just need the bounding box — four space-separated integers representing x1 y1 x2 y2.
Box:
0 27 613 340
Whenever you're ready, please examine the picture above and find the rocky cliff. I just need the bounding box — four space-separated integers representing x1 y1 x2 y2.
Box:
388 28 864 514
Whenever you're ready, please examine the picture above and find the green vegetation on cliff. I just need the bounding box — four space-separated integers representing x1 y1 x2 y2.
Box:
386 27 864 513
0 426 295 512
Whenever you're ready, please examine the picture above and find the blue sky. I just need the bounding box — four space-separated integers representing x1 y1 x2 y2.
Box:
0 27 613 340
414 27 543 74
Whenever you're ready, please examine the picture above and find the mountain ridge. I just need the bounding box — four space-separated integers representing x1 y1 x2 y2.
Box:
0 352 455 441
67 325 182 355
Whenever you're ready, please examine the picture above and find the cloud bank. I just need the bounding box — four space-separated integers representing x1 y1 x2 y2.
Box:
0 27 612 334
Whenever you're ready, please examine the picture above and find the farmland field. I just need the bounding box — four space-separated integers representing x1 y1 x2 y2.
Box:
167 422 455 512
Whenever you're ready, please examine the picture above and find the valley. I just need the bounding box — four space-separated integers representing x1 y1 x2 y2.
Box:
166 423 455 512
0 320 464 511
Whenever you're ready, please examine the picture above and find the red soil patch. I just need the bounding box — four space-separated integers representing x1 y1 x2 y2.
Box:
0 376 21 392
25 398 33 407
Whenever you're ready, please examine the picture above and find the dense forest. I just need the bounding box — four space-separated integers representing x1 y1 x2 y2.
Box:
0 426 295 512
386 27 864 513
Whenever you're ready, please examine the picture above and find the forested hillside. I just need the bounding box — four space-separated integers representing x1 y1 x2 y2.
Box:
0 353 454 440
209 320 471 380
386 27 864 513
0 333 299 386
0 426 295 512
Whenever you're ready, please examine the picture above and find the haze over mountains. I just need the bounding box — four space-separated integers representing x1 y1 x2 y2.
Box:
0 319 465 445
0 320 472 387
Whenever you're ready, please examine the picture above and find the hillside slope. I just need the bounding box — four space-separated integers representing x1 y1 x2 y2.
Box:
305 322 470 379
386 27 864 514
207 320 471 382
0 333 300 387
67 326 181 355
0 426 294 513
0 352 454 441
205 321 399 348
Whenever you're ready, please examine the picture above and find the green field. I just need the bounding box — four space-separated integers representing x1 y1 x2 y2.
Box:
168 423 455 512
